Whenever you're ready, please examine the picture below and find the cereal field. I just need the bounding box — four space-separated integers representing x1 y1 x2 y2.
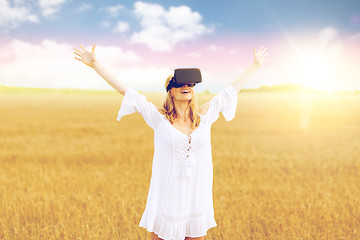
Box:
0 89 359 239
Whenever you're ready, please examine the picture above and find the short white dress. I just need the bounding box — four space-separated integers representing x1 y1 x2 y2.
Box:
116 85 238 240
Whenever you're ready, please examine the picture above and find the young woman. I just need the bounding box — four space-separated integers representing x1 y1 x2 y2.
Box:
74 44 268 240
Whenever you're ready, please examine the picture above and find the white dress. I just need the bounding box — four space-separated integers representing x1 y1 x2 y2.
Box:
116 85 238 240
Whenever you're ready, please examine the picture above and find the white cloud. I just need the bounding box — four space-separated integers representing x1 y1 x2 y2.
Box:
105 4 125 17
0 0 39 29
113 21 129 33
0 39 144 90
102 21 110 28
130 1 213 51
207 44 221 51
316 27 346 56
133 1 164 27
228 47 241 55
38 0 67 17
184 52 201 58
112 67 172 92
96 45 141 65
76 3 93 12
318 27 338 44
349 32 360 42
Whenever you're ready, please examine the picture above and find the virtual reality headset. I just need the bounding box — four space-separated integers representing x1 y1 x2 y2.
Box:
166 68 202 92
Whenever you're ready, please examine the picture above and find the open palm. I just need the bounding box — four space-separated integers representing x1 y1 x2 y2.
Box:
254 46 269 67
74 44 97 68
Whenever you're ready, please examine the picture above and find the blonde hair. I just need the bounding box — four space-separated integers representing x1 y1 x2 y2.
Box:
158 75 201 129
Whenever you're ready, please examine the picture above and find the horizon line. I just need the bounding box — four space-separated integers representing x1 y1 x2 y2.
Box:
0 84 359 94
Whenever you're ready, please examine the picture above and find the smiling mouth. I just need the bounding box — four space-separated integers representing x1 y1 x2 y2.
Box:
181 89 190 94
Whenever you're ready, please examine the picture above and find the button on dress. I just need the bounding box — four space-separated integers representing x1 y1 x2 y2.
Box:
116 85 238 240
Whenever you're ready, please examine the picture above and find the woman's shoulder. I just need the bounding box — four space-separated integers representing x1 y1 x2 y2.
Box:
156 106 166 116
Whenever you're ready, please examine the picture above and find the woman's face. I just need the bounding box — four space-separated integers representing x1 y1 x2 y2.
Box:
170 84 194 101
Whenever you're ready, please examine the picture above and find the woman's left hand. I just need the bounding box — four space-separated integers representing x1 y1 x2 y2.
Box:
253 46 269 68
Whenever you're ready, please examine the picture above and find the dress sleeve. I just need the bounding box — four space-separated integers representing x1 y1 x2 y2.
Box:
116 87 162 130
205 85 238 125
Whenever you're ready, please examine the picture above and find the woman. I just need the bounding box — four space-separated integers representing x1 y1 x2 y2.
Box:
74 44 268 240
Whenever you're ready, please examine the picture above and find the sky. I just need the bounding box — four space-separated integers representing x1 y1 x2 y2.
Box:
0 0 359 93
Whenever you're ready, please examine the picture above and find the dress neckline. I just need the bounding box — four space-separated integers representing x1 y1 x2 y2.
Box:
165 114 203 138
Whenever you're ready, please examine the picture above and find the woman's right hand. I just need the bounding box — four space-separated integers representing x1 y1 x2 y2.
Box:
74 44 97 68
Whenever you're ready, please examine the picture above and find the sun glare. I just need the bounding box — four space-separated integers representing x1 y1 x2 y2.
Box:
297 54 338 93
297 46 340 93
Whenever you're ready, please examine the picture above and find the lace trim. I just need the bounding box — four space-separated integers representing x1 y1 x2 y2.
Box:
139 209 217 240
170 128 206 178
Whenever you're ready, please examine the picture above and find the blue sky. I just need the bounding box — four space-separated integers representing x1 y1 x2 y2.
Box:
4 0 359 41
0 0 359 92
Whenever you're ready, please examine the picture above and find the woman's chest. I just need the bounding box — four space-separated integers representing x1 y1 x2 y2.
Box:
170 120 198 137
155 119 211 160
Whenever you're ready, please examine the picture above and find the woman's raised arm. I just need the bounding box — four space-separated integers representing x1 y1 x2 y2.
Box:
74 44 128 95
231 46 269 93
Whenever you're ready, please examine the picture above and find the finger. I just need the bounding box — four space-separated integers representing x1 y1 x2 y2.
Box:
80 44 87 52
263 52 269 58
74 57 81 61
254 47 256 53
262 47 267 54
259 46 263 52
74 48 83 54
92 44 96 53
74 51 81 57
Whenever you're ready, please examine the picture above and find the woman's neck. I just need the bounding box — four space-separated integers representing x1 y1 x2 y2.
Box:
173 100 190 121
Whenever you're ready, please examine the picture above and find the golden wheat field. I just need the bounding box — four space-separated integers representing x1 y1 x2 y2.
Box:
0 89 359 240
